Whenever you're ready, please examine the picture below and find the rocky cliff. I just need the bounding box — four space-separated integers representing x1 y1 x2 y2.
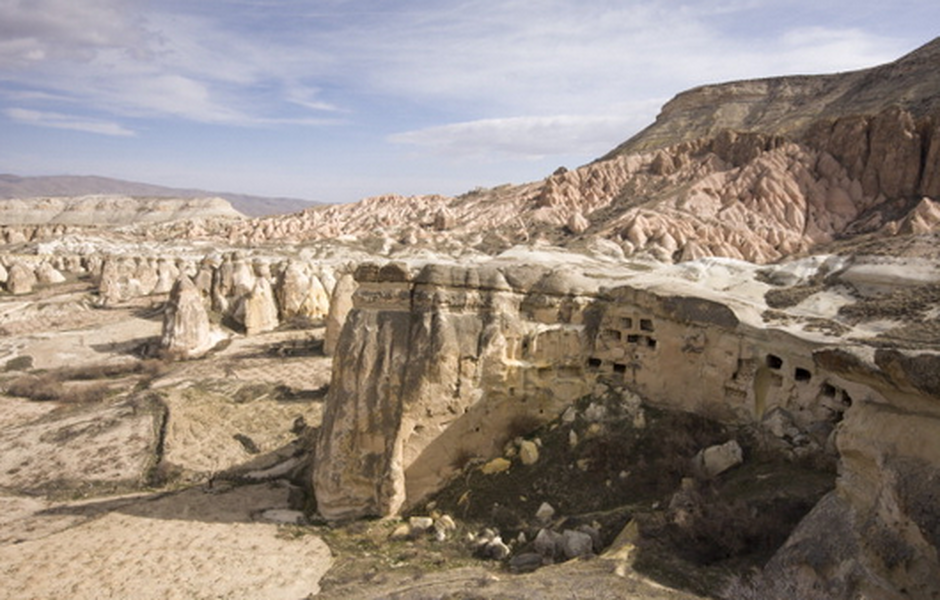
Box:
313 249 940 597
113 38 940 268
2 36 939 600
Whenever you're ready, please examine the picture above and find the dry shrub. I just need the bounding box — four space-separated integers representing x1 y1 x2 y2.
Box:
60 360 166 380
7 374 63 401
6 374 110 403
3 359 166 403
4 355 33 372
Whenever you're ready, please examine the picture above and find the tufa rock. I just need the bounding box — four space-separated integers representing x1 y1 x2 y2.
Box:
6 262 37 295
324 273 356 356
161 276 214 359
240 277 279 336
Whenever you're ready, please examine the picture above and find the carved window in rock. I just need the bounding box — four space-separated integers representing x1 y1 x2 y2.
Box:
794 367 812 382
587 357 603 369
766 354 783 370
603 328 622 341
841 391 853 407
640 318 654 332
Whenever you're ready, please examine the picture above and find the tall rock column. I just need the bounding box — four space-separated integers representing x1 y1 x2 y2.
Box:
313 262 595 520
161 277 214 358
314 264 414 519
324 273 357 356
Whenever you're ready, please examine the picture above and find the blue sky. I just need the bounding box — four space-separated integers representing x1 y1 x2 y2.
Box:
0 0 937 203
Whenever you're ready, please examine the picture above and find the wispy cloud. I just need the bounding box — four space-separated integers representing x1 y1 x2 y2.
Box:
5 108 135 136
0 0 341 128
390 108 661 159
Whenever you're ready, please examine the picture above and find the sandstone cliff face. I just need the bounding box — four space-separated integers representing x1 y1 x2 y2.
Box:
314 260 602 519
313 253 890 520
758 348 940 600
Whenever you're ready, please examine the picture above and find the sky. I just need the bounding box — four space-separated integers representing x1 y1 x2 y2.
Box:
0 1 938 204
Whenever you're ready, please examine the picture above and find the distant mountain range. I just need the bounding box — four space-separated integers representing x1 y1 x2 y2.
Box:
0 174 318 217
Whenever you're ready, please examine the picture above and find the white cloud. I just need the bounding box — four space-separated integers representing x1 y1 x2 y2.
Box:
5 108 135 136
0 0 339 127
390 108 661 159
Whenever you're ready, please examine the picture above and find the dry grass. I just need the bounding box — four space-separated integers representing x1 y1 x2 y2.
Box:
4 359 169 403
6 374 111 403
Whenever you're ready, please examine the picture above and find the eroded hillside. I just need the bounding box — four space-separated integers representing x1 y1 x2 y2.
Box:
1 37 939 600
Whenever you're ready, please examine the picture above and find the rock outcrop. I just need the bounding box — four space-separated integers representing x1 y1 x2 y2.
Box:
324 273 356 356
312 248 940 599
6 262 37 295
161 277 215 359
239 277 279 336
0 195 244 226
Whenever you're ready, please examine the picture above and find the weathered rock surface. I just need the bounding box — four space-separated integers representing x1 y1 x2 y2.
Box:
310 245 940 598
6 262 37 294
161 276 215 359
324 273 356 356
239 277 279 336
0 195 243 226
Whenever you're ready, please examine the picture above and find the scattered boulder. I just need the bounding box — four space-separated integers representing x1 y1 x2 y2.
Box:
433 514 457 541
470 528 511 561
509 552 543 573
693 439 743 479
562 529 595 559
481 457 511 475
534 528 564 560
408 516 434 535
567 211 590 235
535 502 555 523
35 262 66 285
519 439 540 466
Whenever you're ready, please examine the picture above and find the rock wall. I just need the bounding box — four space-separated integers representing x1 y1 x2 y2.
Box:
314 261 602 519
762 349 940 599
313 258 889 519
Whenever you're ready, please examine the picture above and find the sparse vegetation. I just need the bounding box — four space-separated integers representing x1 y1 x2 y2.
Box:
6 373 111 403
3 359 168 403
838 283 940 323
4 355 33 371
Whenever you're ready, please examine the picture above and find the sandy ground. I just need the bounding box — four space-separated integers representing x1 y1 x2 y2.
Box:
0 287 333 599
0 484 332 600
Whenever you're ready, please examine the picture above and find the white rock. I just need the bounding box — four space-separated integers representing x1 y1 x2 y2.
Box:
519 440 540 465
535 502 556 523
694 439 744 478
